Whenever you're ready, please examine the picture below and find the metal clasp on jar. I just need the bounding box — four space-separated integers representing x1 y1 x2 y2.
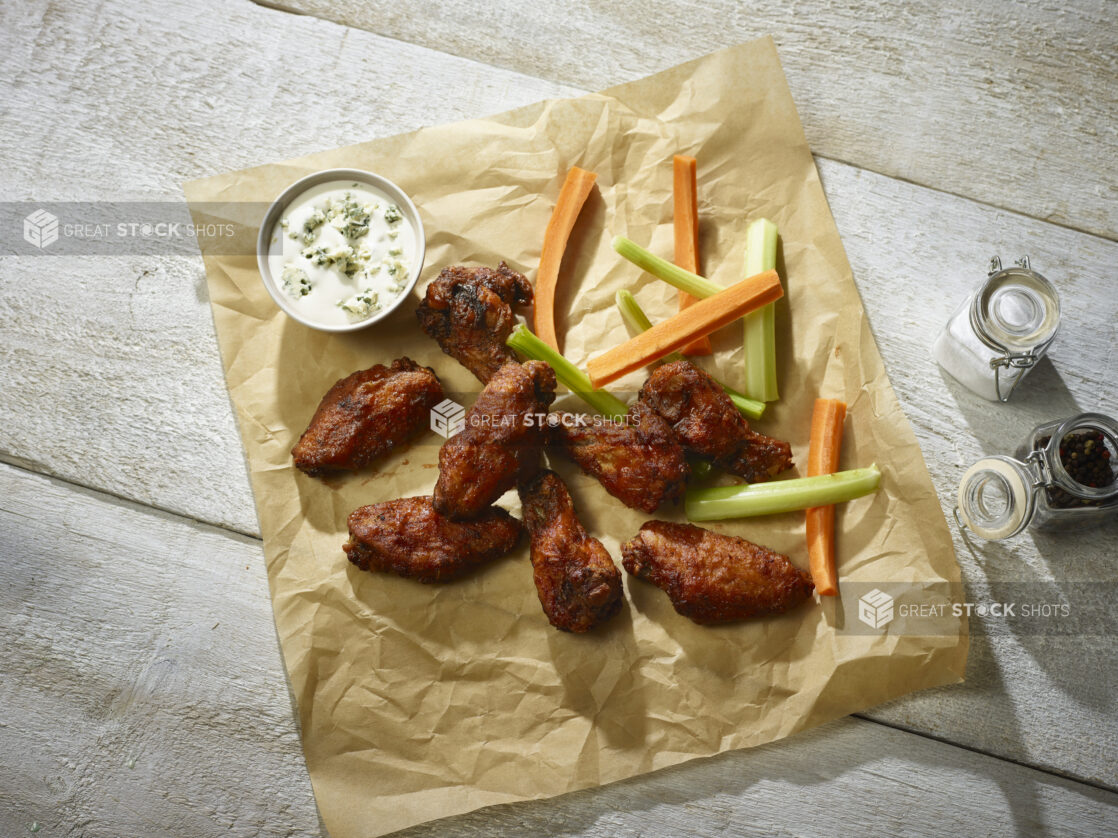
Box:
988 350 1040 402
1023 447 1053 488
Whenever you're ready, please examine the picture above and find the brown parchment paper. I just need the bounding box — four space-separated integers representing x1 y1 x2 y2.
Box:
185 38 967 838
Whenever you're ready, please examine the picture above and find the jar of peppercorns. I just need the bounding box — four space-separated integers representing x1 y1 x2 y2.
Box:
955 413 1118 540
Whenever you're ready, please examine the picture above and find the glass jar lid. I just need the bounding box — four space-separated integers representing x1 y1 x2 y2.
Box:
956 455 1036 540
972 263 1060 353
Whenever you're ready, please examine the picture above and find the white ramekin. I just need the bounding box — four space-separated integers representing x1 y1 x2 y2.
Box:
256 168 426 333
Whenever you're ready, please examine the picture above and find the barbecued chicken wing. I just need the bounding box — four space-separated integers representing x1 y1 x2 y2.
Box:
292 357 443 477
416 262 533 383
344 496 521 583
621 521 814 625
636 360 792 482
550 405 689 513
434 361 556 520
518 470 623 632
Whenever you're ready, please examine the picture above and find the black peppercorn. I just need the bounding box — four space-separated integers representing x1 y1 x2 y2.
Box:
1036 431 1117 508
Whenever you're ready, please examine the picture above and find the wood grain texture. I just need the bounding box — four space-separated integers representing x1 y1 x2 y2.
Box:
820 158 1118 787
0 463 322 837
0 0 575 535
268 0 1118 240
2 0 1117 829
3 0 1116 787
2 463 1116 838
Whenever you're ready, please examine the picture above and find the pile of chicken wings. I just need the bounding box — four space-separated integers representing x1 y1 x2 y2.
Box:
291 264 814 631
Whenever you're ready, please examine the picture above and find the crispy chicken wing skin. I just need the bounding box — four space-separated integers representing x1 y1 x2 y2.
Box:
636 360 792 482
344 496 521 583
292 357 443 477
621 521 814 625
434 361 556 520
718 429 797 484
551 406 689 513
518 470 623 632
415 262 533 383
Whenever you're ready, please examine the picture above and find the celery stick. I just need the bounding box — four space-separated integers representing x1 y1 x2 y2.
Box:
506 324 628 419
613 230 777 408
612 235 723 299
684 465 881 521
616 290 663 339
613 290 766 421
689 458 715 481
721 385 766 422
741 218 780 402
616 290 684 360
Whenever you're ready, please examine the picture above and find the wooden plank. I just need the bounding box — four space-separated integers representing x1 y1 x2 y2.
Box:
1 0 1115 793
2 462 1116 837
821 158 1118 786
0 463 321 836
266 0 1118 241
0 0 576 536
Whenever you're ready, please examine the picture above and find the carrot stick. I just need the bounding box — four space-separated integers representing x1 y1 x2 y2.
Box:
673 155 712 356
534 166 597 351
806 398 847 596
586 269 782 388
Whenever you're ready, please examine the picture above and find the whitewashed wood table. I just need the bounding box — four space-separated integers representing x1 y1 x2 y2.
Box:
2 0 1116 835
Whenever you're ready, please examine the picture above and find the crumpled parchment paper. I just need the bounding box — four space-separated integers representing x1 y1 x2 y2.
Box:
185 37 967 838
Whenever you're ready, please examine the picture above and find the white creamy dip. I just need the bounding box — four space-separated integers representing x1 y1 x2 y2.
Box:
267 180 417 326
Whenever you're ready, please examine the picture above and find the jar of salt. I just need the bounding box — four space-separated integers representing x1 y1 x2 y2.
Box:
932 257 1060 401
955 413 1118 540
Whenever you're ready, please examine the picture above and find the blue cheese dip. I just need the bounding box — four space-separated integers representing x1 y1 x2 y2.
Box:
268 180 417 326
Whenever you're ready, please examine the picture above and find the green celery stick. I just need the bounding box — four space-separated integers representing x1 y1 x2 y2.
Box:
689 458 715 481
741 218 780 402
612 235 724 299
684 465 881 521
506 324 628 419
615 290 684 360
721 385 766 422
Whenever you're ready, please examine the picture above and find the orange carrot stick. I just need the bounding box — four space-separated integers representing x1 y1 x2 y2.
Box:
673 155 712 356
806 398 848 595
534 166 597 351
586 269 782 388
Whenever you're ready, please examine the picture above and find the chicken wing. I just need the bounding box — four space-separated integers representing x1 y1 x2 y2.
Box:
636 360 792 482
550 405 689 513
434 360 556 520
292 357 443 477
344 496 521 583
518 469 623 632
415 262 533 383
621 521 814 625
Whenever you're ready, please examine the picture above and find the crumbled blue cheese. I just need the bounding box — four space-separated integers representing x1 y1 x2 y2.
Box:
338 290 380 320
328 196 371 240
301 244 356 270
302 208 327 243
270 180 417 326
383 257 408 278
280 265 312 298
286 192 401 279
285 192 381 248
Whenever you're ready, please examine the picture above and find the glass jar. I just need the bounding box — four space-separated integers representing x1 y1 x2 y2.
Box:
932 256 1060 402
955 413 1118 540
